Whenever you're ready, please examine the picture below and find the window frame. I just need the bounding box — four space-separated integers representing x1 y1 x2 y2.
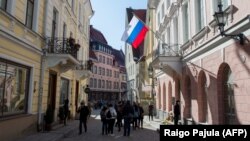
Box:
25 0 35 29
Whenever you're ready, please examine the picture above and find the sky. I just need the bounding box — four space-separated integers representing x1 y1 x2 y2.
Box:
90 0 147 51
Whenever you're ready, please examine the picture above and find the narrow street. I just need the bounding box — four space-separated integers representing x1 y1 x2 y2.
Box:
60 110 160 141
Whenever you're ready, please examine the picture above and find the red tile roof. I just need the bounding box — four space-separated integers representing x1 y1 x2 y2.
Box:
90 25 108 44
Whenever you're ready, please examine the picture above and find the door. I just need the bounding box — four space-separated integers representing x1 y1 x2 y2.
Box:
75 81 79 112
48 72 57 122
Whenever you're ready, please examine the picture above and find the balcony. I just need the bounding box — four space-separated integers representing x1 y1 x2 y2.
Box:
152 43 182 75
46 37 81 73
74 60 93 80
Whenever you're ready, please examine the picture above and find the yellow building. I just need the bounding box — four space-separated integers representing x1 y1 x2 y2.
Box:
0 0 93 140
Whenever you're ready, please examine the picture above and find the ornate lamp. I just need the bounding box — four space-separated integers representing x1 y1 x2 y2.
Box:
213 2 246 45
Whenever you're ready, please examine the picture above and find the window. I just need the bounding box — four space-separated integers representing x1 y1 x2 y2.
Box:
98 79 101 88
103 56 105 64
102 80 105 88
106 69 108 76
161 3 165 18
0 0 7 11
0 59 30 117
182 3 189 43
102 68 105 75
25 0 34 29
78 3 81 23
94 79 97 88
98 67 101 75
157 12 161 26
60 78 69 105
99 55 102 62
51 8 58 39
89 78 93 88
63 23 67 48
106 80 108 89
173 17 179 52
196 0 205 32
213 0 228 12
166 0 170 9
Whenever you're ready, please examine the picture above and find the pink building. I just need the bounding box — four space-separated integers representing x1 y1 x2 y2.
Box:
150 0 250 125
88 26 126 103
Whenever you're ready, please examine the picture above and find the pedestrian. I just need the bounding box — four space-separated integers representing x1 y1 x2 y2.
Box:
174 100 180 125
148 104 154 121
77 101 90 134
122 100 134 136
106 103 117 136
138 103 144 129
100 106 108 135
132 102 139 130
63 98 69 126
116 101 123 132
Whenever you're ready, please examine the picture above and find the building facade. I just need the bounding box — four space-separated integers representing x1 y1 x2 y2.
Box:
124 8 147 104
0 0 93 140
148 0 250 124
88 26 126 103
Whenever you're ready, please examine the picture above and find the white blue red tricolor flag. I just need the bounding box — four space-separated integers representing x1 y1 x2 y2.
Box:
121 15 149 49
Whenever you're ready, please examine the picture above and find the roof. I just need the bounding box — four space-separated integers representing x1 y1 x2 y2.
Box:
90 25 108 44
112 48 125 67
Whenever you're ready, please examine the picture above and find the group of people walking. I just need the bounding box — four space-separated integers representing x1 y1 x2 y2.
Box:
65 99 180 136
100 100 144 136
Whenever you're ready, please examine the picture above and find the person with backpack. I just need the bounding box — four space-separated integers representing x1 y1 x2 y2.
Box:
122 100 134 136
100 106 108 135
77 101 90 134
106 103 117 136
132 102 139 130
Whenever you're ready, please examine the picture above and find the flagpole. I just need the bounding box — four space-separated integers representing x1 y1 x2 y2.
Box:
132 12 180 56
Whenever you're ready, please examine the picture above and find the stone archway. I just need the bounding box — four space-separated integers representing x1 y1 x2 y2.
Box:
168 82 172 112
197 70 207 123
217 63 237 124
158 84 161 109
175 78 180 101
163 83 166 111
183 76 191 119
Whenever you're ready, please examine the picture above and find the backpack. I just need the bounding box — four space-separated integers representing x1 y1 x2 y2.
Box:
100 111 106 120
106 110 112 118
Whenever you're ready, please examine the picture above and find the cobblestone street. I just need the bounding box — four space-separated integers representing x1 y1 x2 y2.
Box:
60 110 160 141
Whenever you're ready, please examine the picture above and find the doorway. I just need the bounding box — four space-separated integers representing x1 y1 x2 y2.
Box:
47 72 57 122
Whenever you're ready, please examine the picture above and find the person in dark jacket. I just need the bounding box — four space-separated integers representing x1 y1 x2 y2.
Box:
174 100 180 125
78 101 90 134
100 106 108 135
122 101 134 136
63 98 69 126
138 103 144 129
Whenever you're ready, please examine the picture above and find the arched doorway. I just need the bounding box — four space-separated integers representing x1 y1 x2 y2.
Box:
163 83 166 111
158 84 161 109
184 76 191 119
175 78 180 101
217 63 237 124
197 71 207 123
168 82 172 111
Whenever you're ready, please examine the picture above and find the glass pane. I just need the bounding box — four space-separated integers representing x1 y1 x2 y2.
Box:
3 65 28 116
60 78 69 105
0 61 6 116
0 0 7 10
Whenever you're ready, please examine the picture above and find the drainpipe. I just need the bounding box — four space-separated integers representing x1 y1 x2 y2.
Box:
37 0 49 132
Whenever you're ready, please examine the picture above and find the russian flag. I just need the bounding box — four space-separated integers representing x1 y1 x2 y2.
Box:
121 16 149 49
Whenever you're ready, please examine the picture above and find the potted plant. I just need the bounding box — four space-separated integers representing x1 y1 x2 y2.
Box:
68 37 75 47
74 43 81 50
44 105 54 131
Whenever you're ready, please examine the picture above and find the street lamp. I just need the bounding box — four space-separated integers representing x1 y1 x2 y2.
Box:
213 2 247 45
